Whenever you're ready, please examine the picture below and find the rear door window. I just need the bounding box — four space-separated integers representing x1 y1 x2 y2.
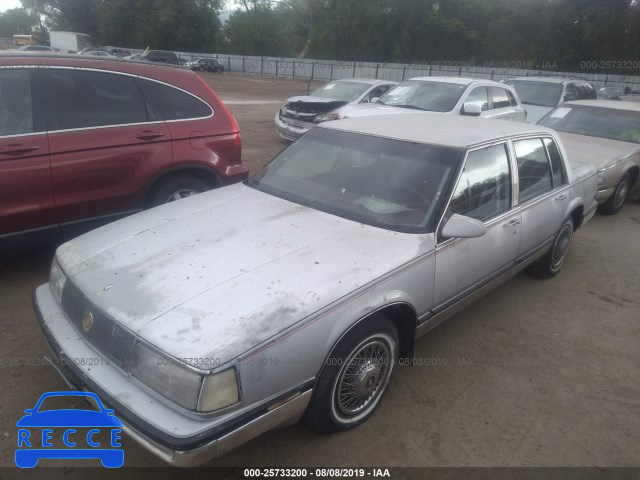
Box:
0 69 34 136
464 87 489 111
514 138 553 203
48 69 147 130
489 87 511 109
137 79 212 121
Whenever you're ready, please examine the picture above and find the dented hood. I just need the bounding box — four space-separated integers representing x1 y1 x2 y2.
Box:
56 183 433 364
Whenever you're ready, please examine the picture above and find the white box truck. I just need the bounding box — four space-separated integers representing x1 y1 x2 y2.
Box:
49 31 92 53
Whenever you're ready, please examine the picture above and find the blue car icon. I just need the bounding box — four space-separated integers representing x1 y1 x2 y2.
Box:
16 391 124 468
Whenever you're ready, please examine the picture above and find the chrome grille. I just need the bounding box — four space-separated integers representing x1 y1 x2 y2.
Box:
61 280 135 372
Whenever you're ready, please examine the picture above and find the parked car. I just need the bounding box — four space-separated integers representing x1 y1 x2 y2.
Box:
14 45 56 52
77 47 109 55
103 46 131 57
331 77 527 124
275 78 397 141
82 49 117 57
33 114 597 466
505 76 597 123
141 49 179 65
186 58 224 73
123 53 142 60
539 100 640 214
0 53 247 254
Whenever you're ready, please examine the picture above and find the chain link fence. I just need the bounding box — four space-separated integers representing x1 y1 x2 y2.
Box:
169 51 640 93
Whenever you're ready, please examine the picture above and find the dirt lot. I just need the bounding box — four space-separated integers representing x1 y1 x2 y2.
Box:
0 73 639 472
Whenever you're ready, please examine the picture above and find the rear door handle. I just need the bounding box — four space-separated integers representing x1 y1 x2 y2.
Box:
555 194 568 201
0 144 40 155
136 131 165 140
503 219 521 227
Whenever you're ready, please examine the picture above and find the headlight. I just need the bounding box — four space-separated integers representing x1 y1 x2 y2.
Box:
597 168 606 184
49 258 67 304
199 368 239 411
130 342 239 412
314 112 340 123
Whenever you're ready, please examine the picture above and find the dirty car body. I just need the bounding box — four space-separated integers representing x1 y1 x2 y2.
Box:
33 115 597 466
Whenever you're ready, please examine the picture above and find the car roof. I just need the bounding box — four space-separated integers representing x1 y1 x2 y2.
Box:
331 78 396 86
562 100 640 112
320 114 556 148
407 76 505 87
507 76 588 84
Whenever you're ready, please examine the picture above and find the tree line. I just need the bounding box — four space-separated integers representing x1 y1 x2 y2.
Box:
1 0 639 73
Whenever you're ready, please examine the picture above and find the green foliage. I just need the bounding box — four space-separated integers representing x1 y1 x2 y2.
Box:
0 8 41 37
17 0 225 51
6 0 640 73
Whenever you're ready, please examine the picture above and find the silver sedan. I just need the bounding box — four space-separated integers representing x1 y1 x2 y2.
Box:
33 115 596 466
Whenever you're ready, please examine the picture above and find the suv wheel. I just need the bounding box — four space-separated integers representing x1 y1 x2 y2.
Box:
148 175 211 207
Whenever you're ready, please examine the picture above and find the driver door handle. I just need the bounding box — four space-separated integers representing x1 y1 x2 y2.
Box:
136 131 165 141
555 194 568 201
503 219 521 227
0 144 40 155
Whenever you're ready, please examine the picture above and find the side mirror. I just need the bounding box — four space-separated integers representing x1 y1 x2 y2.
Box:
441 214 486 239
461 103 482 116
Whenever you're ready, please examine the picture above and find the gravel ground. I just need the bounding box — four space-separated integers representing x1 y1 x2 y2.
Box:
0 72 639 473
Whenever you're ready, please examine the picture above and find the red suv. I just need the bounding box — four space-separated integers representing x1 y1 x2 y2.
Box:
0 53 247 254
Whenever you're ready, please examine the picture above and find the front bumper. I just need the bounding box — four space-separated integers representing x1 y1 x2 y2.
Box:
274 112 313 141
32 284 312 467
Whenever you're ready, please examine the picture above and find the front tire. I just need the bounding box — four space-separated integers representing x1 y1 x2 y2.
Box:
147 175 211 208
528 218 573 278
304 314 398 433
598 173 631 215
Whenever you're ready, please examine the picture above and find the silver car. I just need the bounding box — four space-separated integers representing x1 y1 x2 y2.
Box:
539 100 640 214
336 77 527 121
275 78 397 141
33 115 597 466
505 77 597 123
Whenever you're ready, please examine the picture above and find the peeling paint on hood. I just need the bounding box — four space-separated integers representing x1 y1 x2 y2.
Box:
56 183 434 365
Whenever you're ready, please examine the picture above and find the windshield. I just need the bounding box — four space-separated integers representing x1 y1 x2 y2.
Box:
377 80 467 112
539 105 640 144
505 80 563 107
249 128 460 233
309 81 372 101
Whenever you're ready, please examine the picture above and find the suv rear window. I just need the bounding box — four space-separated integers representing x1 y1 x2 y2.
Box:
137 79 212 121
49 69 147 130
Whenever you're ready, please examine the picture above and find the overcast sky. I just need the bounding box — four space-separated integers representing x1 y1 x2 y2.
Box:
0 0 22 13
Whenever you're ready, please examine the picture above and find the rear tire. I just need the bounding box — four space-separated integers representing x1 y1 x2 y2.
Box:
147 175 211 208
598 173 631 215
304 314 398 433
528 218 573 278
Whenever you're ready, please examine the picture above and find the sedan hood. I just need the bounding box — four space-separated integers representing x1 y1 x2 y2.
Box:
338 103 431 119
558 132 640 170
56 183 432 364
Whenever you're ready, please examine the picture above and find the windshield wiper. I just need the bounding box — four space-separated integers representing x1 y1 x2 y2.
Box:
394 104 428 111
522 101 549 107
